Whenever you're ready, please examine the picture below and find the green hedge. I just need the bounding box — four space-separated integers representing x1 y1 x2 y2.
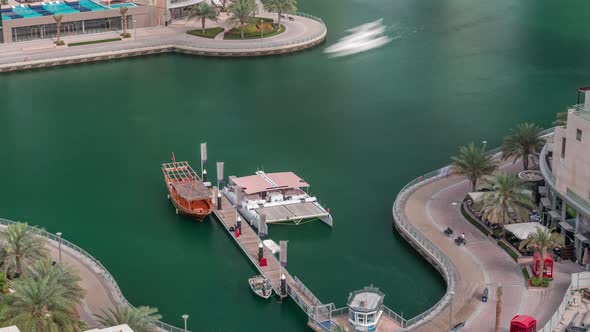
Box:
187 27 225 39
522 268 530 281
224 24 285 40
68 38 122 47
498 241 518 261
460 204 490 236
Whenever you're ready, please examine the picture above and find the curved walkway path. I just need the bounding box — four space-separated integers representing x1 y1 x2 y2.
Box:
0 12 326 71
397 160 582 331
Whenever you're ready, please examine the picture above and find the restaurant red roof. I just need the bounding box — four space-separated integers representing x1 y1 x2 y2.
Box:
232 172 309 195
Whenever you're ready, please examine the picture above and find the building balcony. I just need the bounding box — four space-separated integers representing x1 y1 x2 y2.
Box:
540 143 590 218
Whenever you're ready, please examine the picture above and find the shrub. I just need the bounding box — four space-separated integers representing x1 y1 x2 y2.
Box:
530 277 550 287
460 204 490 236
55 40 65 46
0 272 8 294
497 241 518 261
121 32 132 38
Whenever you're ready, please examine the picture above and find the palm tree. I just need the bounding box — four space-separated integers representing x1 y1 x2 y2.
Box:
53 15 64 45
495 285 502 332
451 142 497 192
263 0 297 26
501 123 545 170
188 2 219 34
0 273 81 332
94 305 162 332
120 7 129 37
227 0 256 39
477 172 535 235
0 222 47 277
553 112 568 127
27 259 84 304
519 228 564 280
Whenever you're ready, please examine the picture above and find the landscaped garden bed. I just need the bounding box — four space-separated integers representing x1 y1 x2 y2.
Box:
224 17 285 40
68 38 122 47
187 27 226 39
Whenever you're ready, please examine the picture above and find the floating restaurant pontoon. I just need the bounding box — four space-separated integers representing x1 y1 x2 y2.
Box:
222 171 333 228
162 160 213 221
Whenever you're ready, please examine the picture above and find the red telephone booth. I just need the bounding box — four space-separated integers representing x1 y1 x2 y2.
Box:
533 252 554 278
510 315 536 332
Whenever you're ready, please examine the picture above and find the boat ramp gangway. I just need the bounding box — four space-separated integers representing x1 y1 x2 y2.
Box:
212 194 326 318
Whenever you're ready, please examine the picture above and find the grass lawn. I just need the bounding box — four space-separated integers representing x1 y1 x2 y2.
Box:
224 23 285 40
187 27 225 39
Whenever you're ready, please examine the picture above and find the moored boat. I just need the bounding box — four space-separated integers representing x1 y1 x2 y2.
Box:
248 275 273 299
162 159 213 221
223 170 333 228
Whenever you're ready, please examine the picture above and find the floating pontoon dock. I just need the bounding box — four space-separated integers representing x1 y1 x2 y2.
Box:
212 192 403 331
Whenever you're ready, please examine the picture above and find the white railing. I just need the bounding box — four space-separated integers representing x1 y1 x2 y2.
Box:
0 218 189 332
391 127 555 329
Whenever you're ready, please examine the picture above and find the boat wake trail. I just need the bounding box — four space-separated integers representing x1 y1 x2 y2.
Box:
324 19 392 58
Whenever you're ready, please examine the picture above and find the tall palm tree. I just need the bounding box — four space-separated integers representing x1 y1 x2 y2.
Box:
495 285 502 332
53 15 64 45
0 273 81 332
94 305 162 332
188 2 219 34
263 0 297 26
501 123 545 170
27 259 85 304
0 222 47 277
120 7 129 36
519 228 564 280
227 0 256 39
451 142 497 192
553 112 568 127
477 172 534 235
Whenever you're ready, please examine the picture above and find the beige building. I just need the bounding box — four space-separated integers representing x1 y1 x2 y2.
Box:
540 91 590 262
0 325 134 331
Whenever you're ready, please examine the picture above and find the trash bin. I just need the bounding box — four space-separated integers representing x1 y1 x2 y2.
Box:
482 287 489 302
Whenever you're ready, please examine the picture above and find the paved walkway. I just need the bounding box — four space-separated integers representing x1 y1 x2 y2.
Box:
0 13 326 68
400 161 582 332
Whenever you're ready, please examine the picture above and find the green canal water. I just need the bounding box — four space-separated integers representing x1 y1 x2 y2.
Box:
3 0 590 330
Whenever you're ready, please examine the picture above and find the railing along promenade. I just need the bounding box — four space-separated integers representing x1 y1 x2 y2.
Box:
0 12 327 73
391 128 554 330
0 218 188 332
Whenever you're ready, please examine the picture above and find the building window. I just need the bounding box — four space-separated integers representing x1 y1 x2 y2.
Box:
561 137 567 158
577 129 583 142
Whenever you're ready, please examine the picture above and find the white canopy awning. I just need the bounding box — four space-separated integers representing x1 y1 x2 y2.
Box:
504 222 548 240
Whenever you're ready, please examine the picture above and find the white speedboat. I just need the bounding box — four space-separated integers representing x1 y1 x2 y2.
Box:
249 275 273 299
325 18 391 58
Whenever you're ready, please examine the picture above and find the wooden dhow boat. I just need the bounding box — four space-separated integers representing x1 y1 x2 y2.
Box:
162 159 213 221
248 275 273 299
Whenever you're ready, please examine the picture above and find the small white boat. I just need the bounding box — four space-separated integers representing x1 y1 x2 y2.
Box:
249 275 273 299
325 18 391 58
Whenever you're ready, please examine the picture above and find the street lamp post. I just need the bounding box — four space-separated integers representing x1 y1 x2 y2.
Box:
449 290 455 331
56 232 62 264
182 314 189 331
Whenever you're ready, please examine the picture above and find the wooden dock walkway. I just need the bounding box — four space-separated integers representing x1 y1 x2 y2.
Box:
213 195 322 311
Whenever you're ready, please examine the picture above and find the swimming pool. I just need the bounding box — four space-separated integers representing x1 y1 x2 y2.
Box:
1 1 136 21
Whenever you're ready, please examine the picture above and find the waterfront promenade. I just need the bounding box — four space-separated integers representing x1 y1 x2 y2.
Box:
0 220 186 332
0 12 326 72
396 160 582 331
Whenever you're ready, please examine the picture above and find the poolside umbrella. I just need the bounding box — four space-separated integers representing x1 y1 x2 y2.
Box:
583 247 589 266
